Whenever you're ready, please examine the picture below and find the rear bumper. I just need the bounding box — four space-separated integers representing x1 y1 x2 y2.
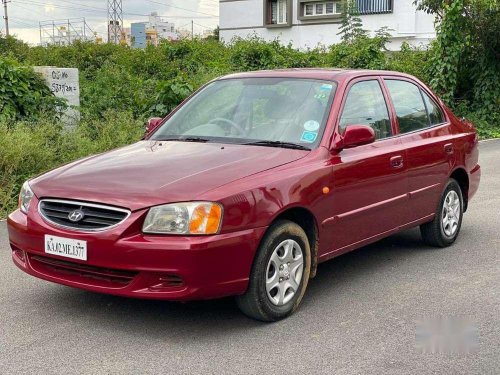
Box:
8 206 266 301
468 164 481 201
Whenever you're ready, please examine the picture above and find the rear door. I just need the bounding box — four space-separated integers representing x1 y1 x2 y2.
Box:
327 77 409 252
382 78 452 222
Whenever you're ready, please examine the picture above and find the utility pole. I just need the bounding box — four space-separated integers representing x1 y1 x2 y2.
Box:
107 0 123 44
2 0 9 36
191 20 194 40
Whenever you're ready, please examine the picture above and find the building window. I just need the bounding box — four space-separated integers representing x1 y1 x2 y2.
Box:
356 0 393 14
265 0 291 27
301 2 342 18
299 0 391 20
325 2 334 14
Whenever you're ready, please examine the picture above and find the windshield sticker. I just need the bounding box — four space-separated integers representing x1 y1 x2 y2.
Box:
301 131 318 143
320 84 333 91
304 120 320 132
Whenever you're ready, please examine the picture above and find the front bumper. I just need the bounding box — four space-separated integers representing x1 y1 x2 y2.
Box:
7 201 266 301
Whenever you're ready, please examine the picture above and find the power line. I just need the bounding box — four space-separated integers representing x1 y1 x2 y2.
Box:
10 2 44 18
193 22 214 30
144 0 218 17
13 0 218 19
58 0 106 12
10 18 35 28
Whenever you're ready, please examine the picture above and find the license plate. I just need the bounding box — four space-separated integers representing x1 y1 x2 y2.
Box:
44 235 87 261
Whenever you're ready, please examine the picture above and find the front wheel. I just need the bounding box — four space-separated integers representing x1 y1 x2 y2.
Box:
420 179 464 247
236 220 311 322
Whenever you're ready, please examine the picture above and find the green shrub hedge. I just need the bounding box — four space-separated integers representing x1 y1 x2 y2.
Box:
0 112 143 217
0 6 498 217
0 57 65 122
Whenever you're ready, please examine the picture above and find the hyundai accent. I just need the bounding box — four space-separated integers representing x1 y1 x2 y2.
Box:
8 69 481 321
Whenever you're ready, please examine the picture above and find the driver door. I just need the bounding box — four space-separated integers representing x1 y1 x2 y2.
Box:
326 77 409 252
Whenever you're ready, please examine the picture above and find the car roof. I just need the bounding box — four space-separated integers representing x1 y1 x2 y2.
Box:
218 69 417 83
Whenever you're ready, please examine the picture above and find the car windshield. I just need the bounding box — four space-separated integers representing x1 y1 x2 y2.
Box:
151 78 337 149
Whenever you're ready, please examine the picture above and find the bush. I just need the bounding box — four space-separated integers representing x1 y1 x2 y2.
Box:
0 111 144 217
328 36 387 69
0 57 66 122
385 42 431 83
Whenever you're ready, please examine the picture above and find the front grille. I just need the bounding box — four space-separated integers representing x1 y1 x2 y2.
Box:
30 255 138 286
39 199 130 231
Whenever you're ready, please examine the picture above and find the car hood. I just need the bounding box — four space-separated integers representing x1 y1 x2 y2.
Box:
31 141 308 211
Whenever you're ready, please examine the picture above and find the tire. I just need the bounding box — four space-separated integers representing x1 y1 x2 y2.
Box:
236 220 311 322
420 179 464 247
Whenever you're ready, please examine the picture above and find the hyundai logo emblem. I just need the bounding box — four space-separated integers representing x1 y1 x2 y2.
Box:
68 210 85 222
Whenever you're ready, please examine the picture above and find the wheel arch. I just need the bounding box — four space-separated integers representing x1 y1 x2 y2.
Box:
270 206 319 278
450 167 469 212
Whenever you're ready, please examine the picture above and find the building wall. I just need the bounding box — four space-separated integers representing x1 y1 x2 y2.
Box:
131 23 147 49
219 0 437 50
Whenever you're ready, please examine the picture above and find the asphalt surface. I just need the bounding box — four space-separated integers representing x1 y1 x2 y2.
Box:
0 140 499 375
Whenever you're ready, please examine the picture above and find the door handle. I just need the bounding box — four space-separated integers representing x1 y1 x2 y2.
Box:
444 143 454 155
390 155 404 169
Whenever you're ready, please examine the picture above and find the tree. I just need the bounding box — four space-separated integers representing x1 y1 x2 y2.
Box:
337 0 368 43
422 0 499 114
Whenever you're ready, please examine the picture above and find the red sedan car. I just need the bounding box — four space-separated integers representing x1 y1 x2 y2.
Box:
8 69 480 321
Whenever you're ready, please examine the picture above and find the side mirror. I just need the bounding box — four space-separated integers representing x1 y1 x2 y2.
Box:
145 117 163 136
338 125 375 150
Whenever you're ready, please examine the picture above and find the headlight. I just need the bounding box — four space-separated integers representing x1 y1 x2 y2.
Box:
19 181 34 214
142 202 223 235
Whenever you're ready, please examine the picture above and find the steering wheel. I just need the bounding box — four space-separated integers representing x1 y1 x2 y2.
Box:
209 118 247 136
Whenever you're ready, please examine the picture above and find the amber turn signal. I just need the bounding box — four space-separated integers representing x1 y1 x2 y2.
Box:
189 203 223 235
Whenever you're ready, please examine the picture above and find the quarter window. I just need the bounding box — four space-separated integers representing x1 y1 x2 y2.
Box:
384 80 429 134
422 91 445 125
339 80 392 140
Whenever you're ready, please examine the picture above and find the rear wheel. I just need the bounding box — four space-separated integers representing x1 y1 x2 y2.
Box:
236 220 311 322
420 179 464 247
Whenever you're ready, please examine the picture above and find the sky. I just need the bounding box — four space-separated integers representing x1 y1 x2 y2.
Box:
2 0 219 44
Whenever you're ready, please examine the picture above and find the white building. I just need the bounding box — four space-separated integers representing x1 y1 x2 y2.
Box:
147 12 178 41
219 0 437 50
125 12 179 48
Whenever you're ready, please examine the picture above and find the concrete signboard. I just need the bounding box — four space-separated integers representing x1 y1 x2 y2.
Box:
34 66 80 124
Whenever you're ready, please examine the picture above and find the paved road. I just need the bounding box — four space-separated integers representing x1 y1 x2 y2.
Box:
0 141 499 375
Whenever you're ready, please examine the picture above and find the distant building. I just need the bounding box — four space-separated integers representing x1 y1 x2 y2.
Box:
130 23 147 48
219 0 437 51
129 12 179 48
39 18 96 46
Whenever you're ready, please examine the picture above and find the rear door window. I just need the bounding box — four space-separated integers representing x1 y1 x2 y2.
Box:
385 80 429 134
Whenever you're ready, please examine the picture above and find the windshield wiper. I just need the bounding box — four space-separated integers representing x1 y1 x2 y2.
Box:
244 140 311 151
156 137 210 143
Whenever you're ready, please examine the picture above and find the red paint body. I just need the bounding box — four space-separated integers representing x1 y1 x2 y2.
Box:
8 70 481 301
